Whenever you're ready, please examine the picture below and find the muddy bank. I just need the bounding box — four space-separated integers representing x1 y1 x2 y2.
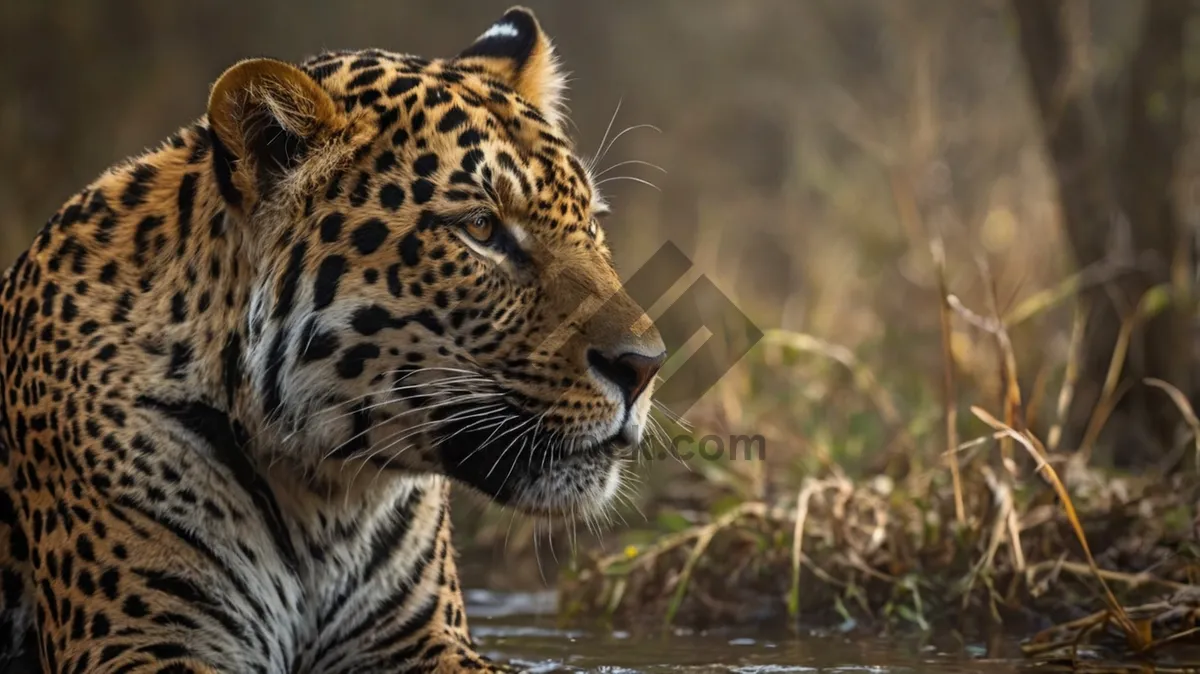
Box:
547 461 1200 665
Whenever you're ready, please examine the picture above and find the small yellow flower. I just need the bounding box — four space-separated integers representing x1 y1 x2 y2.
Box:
623 545 638 559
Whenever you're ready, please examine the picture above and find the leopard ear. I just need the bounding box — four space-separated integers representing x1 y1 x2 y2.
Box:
455 6 568 129
207 58 346 211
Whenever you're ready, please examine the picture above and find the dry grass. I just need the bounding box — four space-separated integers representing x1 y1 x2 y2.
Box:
555 274 1200 670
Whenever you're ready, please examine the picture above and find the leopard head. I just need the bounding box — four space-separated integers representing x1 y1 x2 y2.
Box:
205 7 666 517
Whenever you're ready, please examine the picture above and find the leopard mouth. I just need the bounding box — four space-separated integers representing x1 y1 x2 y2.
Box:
429 399 627 516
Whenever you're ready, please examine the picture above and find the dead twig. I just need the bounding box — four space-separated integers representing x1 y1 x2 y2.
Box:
971 406 1145 650
932 237 966 525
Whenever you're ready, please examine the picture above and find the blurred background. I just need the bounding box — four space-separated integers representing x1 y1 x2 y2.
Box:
3 0 1199 608
0 1 1086 336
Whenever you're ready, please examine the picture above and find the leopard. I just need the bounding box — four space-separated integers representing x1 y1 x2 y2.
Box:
0 7 667 673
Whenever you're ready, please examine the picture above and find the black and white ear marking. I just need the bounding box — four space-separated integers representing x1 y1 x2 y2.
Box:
454 6 568 130
459 8 540 66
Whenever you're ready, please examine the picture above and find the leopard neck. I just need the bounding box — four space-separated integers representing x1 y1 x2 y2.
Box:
40 121 259 433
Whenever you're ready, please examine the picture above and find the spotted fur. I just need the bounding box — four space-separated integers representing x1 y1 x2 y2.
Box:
0 7 665 672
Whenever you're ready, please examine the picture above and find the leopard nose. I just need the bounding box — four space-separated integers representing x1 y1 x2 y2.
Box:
587 348 667 405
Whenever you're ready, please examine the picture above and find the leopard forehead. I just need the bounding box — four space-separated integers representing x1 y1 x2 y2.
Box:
296 50 608 247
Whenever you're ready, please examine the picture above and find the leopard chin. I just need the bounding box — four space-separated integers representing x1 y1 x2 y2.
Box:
431 401 633 518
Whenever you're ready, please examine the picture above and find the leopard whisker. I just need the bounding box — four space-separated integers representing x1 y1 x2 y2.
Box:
341 403 508 471
251 370 492 445
365 409 509 490
455 412 539 468
483 418 539 480
594 159 667 179
596 123 662 167
594 175 661 192
496 435 531 497
588 96 623 173
321 393 505 463
358 412 512 478
319 380 496 425
349 406 508 493
652 398 694 432
531 516 548 587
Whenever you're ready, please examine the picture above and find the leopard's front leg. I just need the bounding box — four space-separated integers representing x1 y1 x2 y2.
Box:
380 525 522 674
303 483 521 673
428 641 521 674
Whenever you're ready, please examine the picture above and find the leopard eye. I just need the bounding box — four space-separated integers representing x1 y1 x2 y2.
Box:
465 215 496 243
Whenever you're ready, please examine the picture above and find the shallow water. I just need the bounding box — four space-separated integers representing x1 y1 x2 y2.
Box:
465 590 1029 673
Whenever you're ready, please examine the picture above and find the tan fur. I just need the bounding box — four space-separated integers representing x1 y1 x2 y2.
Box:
0 9 657 673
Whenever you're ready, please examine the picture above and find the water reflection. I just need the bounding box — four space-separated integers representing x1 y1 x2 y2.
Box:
465 590 1027 673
